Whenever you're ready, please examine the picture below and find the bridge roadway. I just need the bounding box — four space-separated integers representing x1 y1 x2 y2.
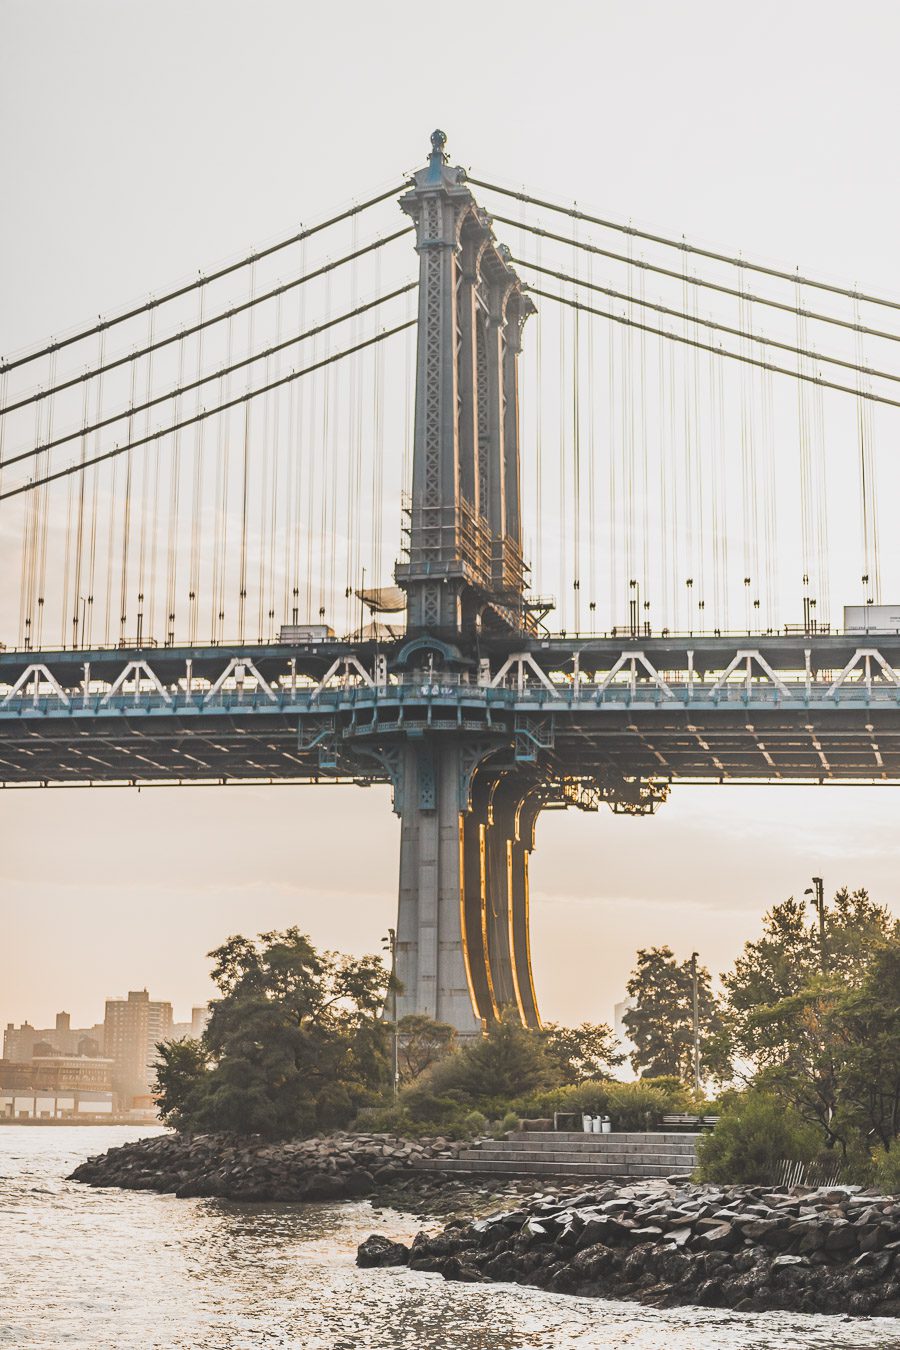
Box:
1 632 899 788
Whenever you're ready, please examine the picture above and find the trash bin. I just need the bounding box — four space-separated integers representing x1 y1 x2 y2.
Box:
591 1115 602 1133
601 1116 612 1134
582 1113 592 1133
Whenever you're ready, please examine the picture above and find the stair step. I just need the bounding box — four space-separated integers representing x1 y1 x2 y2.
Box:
495 1141 698 1153
415 1127 698 1181
516 1131 701 1144
417 1157 688 1178
455 1151 694 1166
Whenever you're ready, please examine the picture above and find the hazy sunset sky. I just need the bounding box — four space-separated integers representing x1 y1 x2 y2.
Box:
2 1 899 1032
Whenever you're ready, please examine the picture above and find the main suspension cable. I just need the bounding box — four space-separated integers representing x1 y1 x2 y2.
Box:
2 283 417 469
1 183 407 375
514 258 900 390
1 230 413 418
470 177 900 315
527 286 900 412
0 321 416 501
499 216 900 347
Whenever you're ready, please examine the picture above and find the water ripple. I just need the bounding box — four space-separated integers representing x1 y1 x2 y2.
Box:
1 1127 898 1350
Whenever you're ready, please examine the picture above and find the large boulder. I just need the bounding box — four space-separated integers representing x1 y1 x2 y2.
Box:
356 1234 410 1268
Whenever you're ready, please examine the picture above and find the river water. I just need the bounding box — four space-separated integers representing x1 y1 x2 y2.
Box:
3 1127 900 1350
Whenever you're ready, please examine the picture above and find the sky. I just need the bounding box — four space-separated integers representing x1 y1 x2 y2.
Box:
2 0 900 1031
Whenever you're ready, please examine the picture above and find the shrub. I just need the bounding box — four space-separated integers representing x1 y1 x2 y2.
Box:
605 1081 679 1131
353 1102 473 1139
512 1076 692 1127
499 1111 520 1135
872 1143 900 1194
426 1016 555 1102
695 1091 820 1185
463 1109 489 1137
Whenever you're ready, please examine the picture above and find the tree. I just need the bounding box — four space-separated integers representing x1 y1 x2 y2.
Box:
720 889 897 1119
832 941 900 1150
540 1022 624 1082
154 1038 210 1129
723 889 896 1048
396 1013 456 1084
623 946 722 1082
154 928 391 1138
426 1013 556 1102
740 979 844 1142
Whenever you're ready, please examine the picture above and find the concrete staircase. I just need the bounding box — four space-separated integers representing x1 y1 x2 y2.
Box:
417 1130 699 1181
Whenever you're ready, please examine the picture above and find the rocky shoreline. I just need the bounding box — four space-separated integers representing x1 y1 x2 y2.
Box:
358 1178 900 1318
67 1129 526 1216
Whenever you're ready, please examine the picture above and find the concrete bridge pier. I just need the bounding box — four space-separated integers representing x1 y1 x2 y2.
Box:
394 741 543 1036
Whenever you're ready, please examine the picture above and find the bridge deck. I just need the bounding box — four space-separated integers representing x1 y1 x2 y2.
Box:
1 633 898 786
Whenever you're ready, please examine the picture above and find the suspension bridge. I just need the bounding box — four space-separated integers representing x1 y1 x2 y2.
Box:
1 131 898 1033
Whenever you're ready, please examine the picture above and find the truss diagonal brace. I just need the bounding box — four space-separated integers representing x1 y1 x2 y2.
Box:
312 655 375 698
490 652 558 696
1 663 71 706
203 656 277 703
101 661 173 705
826 648 900 697
709 649 789 697
596 651 675 699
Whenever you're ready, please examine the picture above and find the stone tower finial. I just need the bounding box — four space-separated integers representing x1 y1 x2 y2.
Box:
426 129 448 182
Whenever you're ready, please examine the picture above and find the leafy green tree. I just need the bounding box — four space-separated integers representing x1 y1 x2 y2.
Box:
719 888 897 1146
832 941 900 1150
723 889 896 1058
540 1021 624 1082
154 1038 210 1129
623 946 722 1082
154 928 390 1138
396 1013 456 1084
427 1013 556 1102
741 979 844 1142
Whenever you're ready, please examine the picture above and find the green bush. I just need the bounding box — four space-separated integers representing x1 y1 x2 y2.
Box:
353 1102 473 1139
512 1076 691 1127
695 1092 820 1185
872 1143 900 1194
463 1109 489 1137
499 1111 520 1135
606 1081 682 1131
426 1016 555 1103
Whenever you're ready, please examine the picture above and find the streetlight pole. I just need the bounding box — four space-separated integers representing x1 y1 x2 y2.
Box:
804 876 827 972
690 951 701 1094
383 928 399 1098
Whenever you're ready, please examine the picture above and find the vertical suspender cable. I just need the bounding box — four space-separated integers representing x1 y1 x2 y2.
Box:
586 241 596 628
118 348 139 645
165 335 185 644
84 332 105 646
136 312 156 645
188 286 206 644
267 292 284 638
571 221 581 634
237 262 256 643
35 353 56 648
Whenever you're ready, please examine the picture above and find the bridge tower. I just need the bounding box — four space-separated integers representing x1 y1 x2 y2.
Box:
396 130 535 638
390 133 541 1036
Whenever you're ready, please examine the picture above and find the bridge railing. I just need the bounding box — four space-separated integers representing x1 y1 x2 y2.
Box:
2 671 900 714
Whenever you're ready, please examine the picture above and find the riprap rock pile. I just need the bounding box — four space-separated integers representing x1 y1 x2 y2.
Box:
69 1130 464 1202
358 1178 900 1317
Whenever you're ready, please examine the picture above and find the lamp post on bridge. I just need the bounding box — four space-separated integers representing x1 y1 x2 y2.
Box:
804 876 827 973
